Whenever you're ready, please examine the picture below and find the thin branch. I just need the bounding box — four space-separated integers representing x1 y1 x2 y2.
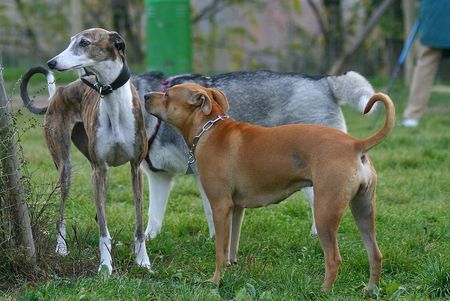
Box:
306 0 328 36
328 0 396 75
13 0 49 58
192 0 226 23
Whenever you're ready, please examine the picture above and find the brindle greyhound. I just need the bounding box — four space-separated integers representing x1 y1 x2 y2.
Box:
20 28 150 274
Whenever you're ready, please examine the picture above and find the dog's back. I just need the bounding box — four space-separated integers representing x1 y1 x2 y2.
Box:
165 70 375 131
210 71 342 128
142 70 375 173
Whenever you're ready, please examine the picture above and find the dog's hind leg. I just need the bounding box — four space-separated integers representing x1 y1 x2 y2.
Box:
350 182 382 295
71 122 91 162
92 163 113 274
195 175 216 238
303 187 317 235
131 163 151 269
44 116 74 256
143 168 174 240
230 205 245 264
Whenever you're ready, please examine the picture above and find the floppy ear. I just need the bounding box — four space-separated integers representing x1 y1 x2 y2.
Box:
210 88 229 113
109 32 126 53
191 92 212 115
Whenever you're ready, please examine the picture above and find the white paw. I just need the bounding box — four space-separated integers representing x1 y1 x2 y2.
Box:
137 257 152 270
145 222 161 240
310 224 318 236
56 244 69 256
145 229 158 240
135 239 152 269
98 262 113 275
99 236 112 274
56 233 69 256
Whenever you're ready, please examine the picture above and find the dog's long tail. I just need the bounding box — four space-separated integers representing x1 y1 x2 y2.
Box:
357 92 395 152
327 71 376 113
20 66 56 115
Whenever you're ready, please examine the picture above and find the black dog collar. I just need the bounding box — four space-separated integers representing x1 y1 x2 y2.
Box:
81 62 131 96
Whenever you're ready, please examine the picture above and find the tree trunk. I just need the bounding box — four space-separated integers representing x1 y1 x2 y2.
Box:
111 0 144 64
70 0 82 34
192 0 225 23
0 66 36 264
323 0 343 70
402 0 418 84
14 0 49 59
328 0 396 75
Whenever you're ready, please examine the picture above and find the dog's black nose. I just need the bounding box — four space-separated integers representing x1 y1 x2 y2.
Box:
47 59 57 70
144 93 151 101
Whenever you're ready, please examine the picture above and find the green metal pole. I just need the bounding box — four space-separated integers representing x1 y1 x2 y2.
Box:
145 0 192 75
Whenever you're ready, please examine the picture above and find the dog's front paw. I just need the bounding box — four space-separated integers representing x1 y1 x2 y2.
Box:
363 284 381 298
135 239 152 269
98 262 113 276
56 236 69 256
56 245 69 256
145 222 161 240
137 259 152 270
207 276 221 286
145 229 158 240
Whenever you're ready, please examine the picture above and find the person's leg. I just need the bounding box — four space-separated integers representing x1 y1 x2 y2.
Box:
402 44 442 126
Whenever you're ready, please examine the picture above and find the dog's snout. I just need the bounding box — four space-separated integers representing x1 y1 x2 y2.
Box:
47 59 57 70
144 93 151 101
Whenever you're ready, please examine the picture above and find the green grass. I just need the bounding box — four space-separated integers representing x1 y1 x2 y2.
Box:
1 81 449 300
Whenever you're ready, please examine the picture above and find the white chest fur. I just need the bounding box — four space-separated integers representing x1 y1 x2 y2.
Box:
95 82 136 166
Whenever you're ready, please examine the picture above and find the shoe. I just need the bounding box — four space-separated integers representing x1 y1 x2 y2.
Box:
401 118 419 127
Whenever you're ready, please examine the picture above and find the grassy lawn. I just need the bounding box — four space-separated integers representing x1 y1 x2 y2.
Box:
1 78 449 300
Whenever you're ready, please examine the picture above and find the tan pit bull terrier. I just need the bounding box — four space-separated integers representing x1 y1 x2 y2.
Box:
144 84 395 293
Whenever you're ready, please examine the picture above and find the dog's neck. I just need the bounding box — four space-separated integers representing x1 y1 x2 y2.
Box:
89 58 133 146
183 115 210 146
86 59 127 87
182 111 229 174
184 110 229 147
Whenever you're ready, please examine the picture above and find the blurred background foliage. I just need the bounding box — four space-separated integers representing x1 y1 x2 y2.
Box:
1 0 446 80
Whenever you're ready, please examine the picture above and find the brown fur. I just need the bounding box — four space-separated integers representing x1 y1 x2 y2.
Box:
144 84 395 293
71 28 124 61
24 28 150 272
44 78 148 247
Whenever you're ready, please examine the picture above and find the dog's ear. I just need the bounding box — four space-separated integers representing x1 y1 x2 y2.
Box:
109 32 126 54
210 88 229 113
192 92 212 115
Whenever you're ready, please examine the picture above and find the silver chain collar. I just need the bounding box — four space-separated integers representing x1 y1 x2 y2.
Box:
186 114 229 174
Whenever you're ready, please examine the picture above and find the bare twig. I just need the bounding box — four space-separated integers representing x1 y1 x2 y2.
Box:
306 0 328 37
0 66 36 264
328 0 396 75
192 0 227 23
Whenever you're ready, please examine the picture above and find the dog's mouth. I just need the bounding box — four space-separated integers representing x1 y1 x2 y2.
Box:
150 113 162 120
55 64 84 72
149 112 165 121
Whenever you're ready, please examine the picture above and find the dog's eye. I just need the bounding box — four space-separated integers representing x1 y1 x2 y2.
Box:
79 39 91 47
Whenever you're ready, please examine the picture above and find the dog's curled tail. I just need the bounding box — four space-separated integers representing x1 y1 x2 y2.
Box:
357 92 395 152
20 66 56 115
327 71 376 113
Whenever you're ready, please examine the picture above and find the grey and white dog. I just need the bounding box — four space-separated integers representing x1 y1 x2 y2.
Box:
133 70 375 239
